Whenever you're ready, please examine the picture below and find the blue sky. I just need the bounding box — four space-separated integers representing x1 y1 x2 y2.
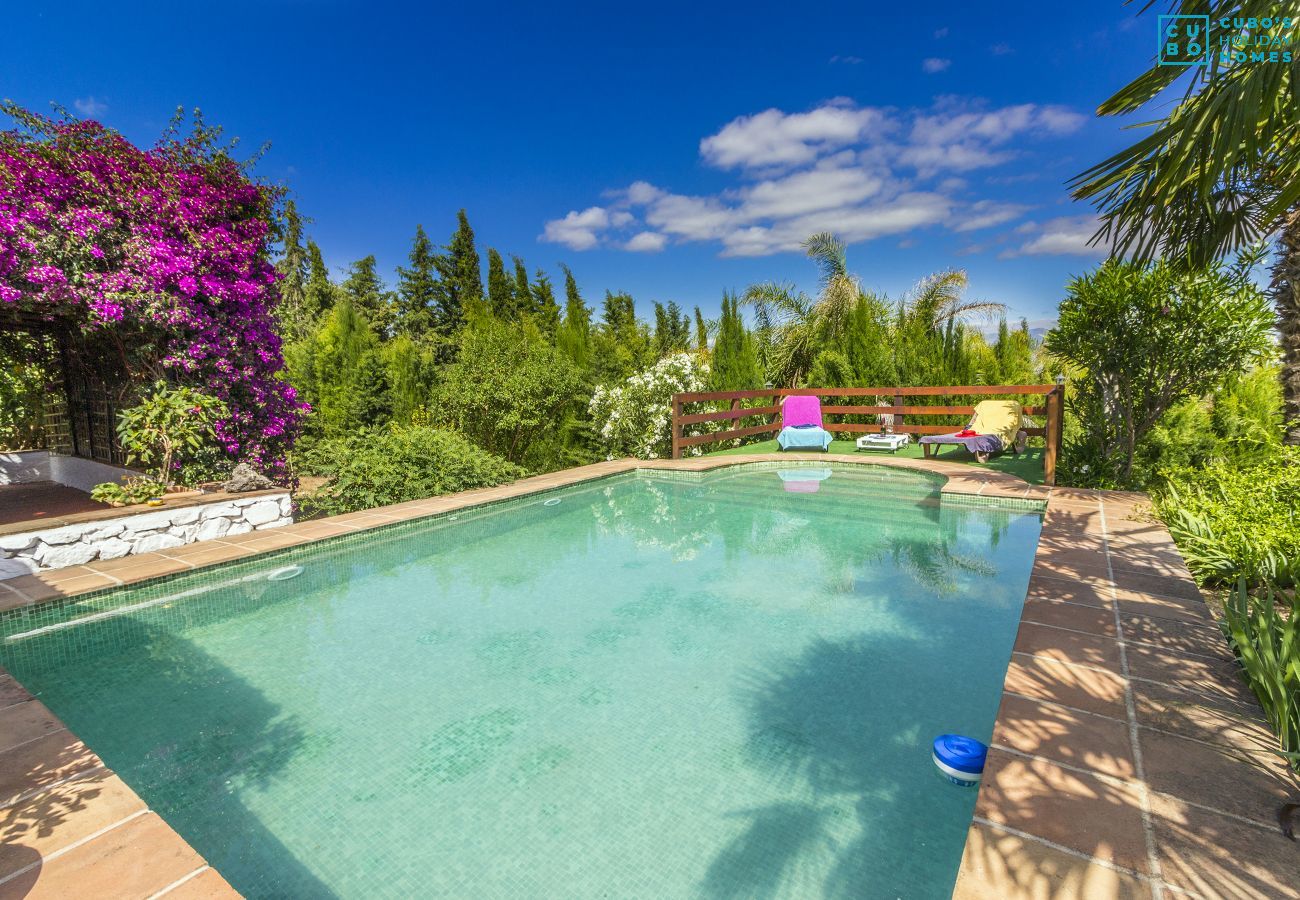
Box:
4 1 1159 325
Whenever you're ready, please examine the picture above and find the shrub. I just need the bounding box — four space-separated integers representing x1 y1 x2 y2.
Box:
435 318 583 469
116 381 228 486
1047 256 1273 487
297 425 524 517
589 352 709 459
90 476 165 506
1221 570 1300 773
1156 448 1300 586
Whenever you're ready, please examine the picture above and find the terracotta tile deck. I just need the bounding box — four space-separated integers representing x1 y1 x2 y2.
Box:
0 454 1295 898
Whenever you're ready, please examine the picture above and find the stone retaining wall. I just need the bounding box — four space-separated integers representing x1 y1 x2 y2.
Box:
0 491 292 578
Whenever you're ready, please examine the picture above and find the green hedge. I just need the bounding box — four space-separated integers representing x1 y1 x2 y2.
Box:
298 426 525 518
1156 448 1300 586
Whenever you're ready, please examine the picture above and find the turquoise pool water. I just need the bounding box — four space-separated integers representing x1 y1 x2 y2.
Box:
0 464 1042 899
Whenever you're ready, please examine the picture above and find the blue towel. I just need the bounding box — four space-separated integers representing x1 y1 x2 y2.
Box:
777 425 833 451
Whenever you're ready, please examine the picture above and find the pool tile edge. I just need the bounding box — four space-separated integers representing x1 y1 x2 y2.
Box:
952 490 1300 900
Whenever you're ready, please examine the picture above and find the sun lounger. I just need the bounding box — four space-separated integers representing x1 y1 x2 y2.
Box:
776 395 833 451
919 399 1022 463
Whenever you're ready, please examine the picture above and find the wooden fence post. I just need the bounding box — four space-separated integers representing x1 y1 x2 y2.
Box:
892 392 903 434
1044 382 1063 486
671 395 683 459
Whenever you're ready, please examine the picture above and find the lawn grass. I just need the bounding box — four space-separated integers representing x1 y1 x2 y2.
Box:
704 438 1046 485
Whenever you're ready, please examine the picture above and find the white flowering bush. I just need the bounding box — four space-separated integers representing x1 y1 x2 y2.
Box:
589 352 710 459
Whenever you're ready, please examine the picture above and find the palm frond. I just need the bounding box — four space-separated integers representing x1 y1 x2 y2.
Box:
1073 0 1300 265
802 232 849 286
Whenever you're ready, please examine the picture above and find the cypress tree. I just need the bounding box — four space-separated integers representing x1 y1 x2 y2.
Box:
694 306 708 350
510 256 532 321
667 301 690 350
532 270 561 340
303 240 336 325
275 200 308 340
341 255 395 338
557 264 592 367
653 301 691 355
711 292 762 391
438 209 481 328
486 249 512 319
395 224 439 338
313 297 391 434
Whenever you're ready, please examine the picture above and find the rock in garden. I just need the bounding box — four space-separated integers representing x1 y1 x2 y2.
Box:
224 463 275 493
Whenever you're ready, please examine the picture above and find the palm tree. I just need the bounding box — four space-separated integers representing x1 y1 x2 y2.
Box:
745 234 1005 387
904 269 1005 332
1071 1 1300 442
742 233 861 387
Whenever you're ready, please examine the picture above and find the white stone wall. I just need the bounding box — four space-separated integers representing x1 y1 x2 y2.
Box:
0 492 293 579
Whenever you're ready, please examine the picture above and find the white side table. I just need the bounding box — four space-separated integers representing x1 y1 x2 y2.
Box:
855 433 910 453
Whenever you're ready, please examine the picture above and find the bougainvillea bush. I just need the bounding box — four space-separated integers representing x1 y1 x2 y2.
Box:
0 104 303 475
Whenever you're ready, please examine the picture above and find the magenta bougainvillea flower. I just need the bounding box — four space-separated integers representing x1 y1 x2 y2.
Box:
0 107 304 474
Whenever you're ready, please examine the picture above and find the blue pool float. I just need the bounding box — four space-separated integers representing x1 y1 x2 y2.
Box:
932 734 987 787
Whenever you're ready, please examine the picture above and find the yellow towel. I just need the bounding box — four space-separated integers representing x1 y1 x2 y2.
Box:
968 400 1022 448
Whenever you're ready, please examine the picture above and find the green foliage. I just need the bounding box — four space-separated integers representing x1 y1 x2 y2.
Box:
275 200 309 341
395 225 440 338
90 476 166 506
653 301 691 355
297 425 524 517
310 298 391 437
115 381 228 485
590 291 651 383
439 209 481 330
711 291 762 391
556 264 592 368
530 270 561 339
434 317 582 468
511 256 531 322
341 255 396 339
1156 448 1300 586
1211 365 1286 463
486 248 513 319
1221 570 1300 772
303 240 337 325
1047 256 1273 485
384 333 436 424
0 330 52 450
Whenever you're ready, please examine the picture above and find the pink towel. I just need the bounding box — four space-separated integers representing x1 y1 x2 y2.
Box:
782 395 823 428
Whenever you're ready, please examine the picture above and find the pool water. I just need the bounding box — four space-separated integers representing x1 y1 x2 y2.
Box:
0 464 1042 899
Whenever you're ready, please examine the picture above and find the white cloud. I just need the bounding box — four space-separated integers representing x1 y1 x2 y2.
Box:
624 231 668 252
990 42 1014 55
540 206 611 250
1002 215 1107 257
737 161 885 220
934 27 950 38
954 200 1032 232
542 97 1090 258
699 102 885 170
922 58 951 73
73 96 107 117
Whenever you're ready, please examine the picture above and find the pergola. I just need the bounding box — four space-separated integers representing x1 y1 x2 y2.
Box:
1 305 134 464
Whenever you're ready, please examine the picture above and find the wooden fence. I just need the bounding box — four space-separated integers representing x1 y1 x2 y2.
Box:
670 384 1066 484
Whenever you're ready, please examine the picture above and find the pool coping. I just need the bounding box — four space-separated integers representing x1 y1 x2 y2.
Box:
0 454 1295 898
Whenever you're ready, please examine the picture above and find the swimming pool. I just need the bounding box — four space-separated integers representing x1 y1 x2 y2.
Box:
0 463 1043 898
